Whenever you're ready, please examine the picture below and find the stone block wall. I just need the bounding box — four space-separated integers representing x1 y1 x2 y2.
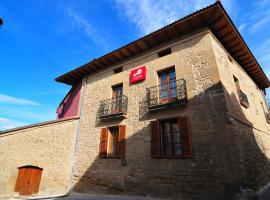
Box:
210 34 270 190
71 30 234 199
0 117 79 199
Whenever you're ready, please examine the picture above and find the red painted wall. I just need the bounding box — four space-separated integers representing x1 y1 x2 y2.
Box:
57 83 81 119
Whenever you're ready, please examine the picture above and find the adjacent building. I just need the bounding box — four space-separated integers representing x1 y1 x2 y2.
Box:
1 2 270 199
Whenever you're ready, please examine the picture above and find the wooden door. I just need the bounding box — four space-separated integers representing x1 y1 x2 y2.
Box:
14 166 42 195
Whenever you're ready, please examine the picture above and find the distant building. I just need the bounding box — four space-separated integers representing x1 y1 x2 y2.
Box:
1 2 270 199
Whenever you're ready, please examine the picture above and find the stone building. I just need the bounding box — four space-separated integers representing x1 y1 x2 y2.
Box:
1 1 270 199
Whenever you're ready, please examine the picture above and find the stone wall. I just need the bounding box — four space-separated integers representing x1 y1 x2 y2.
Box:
71 30 233 199
211 34 270 190
0 117 79 199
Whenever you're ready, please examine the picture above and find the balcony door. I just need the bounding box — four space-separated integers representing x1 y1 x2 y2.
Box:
159 68 177 103
112 84 123 113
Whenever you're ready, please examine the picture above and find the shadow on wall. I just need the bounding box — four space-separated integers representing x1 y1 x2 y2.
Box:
71 82 270 200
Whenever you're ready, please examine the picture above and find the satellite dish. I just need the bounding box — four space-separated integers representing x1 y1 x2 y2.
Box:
0 18 3 26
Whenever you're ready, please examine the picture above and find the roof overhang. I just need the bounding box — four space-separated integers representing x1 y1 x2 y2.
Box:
55 1 270 89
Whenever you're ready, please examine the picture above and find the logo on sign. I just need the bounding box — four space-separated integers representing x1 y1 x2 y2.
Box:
130 66 146 84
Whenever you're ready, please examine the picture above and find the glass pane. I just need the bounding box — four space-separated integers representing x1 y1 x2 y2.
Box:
172 123 180 143
174 144 182 155
169 70 176 81
164 123 170 132
160 73 167 82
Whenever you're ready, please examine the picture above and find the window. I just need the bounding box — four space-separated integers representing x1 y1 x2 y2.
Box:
112 84 123 113
99 125 126 158
113 66 123 74
14 166 43 195
158 48 171 57
233 76 249 108
158 68 177 102
107 127 119 157
151 117 192 158
161 119 181 157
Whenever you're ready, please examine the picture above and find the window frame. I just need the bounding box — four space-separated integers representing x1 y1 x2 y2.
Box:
158 67 177 103
106 126 119 158
160 118 182 158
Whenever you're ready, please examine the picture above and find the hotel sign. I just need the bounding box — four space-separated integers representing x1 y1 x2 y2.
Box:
129 66 146 84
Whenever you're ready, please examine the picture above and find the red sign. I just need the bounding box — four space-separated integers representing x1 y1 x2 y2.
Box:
130 66 146 84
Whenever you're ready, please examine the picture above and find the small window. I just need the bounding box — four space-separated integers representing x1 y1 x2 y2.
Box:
113 66 123 74
158 48 171 57
233 76 249 108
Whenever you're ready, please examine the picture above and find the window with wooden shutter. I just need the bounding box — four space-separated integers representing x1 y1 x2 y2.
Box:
151 120 161 158
117 125 126 157
100 126 126 158
152 117 192 159
179 117 192 158
99 128 108 158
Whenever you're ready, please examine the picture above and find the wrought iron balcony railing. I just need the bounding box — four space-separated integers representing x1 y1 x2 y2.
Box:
98 95 128 119
146 79 187 110
265 112 270 124
238 90 249 108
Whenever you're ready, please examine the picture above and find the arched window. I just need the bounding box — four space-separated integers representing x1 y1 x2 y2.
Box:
14 166 43 195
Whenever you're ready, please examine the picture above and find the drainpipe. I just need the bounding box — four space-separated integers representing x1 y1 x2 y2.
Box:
67 78 87 192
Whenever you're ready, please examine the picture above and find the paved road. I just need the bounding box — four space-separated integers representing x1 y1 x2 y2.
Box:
47 193 164 200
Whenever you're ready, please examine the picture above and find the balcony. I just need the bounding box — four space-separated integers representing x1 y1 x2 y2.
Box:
146 79 187 111
238 90 249 108
265 112 270 124
98 95 128 119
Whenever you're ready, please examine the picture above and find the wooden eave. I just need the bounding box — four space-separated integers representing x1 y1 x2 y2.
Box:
55 1 270 89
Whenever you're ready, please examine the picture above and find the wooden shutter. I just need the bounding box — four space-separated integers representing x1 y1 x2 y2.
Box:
15 168 25 192
117 125 126 158
151 120 161 158
31 168 42 193
99 128 108 158
179 117 192 157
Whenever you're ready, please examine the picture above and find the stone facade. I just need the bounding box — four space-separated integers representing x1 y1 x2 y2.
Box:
0 117 79 199
1 28 269 200
70 29 267 199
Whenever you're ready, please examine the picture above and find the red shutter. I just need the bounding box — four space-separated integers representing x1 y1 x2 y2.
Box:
179 117 192 158
117 125 126 158
14 168 25 192
99 128 108 158
151 120 161 158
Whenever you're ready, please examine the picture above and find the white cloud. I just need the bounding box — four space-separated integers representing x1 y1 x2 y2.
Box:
66 9 110 50
0 118 27 131
0 93 39 106
114 0 235 35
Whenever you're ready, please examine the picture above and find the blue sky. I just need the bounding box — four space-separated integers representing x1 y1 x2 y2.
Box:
0 0 269 130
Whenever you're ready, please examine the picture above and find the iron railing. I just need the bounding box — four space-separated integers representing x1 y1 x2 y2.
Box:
265 112 270 124
98 95 128 119
146 79 187 109
238 90 249 108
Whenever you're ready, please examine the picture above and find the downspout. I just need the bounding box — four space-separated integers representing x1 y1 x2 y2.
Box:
67 78 87 192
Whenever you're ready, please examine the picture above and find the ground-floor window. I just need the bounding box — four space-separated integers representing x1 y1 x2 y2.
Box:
151 116 192 158
14 166 43 195
99 125 126 158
